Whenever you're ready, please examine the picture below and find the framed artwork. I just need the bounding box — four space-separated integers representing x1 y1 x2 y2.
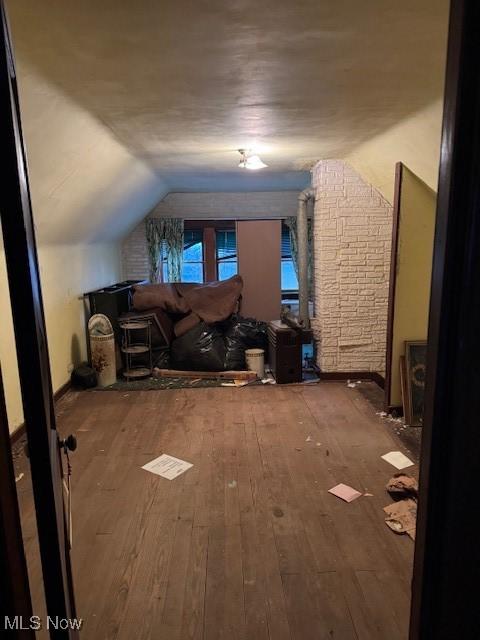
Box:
404 340 427 426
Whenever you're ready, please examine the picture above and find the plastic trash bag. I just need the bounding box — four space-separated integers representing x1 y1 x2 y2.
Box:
224 315 268 370
170 322 226 371
153 347 170 369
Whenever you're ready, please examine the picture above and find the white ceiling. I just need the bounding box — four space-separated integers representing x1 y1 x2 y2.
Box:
6 0 449 241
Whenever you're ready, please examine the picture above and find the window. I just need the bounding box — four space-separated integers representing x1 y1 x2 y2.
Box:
159 222 236 283
182 229 204 282
216 229 237 280
281 223 299 292
161 229 204 283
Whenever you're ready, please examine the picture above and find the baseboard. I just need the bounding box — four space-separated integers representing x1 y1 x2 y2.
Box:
10 380 71 445
318 370 385 390
10 422 26 446
53 379 72 403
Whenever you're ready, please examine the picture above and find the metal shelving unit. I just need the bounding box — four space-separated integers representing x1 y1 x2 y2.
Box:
119 320 153 381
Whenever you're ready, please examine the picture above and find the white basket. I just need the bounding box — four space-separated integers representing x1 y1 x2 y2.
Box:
245 348 265 379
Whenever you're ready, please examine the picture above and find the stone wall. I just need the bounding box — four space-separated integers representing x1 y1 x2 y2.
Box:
311 160 392 374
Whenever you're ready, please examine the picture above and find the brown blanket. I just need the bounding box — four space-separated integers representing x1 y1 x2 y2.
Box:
132 275 243 337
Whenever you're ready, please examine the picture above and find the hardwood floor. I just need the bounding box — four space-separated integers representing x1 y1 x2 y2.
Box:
16 382 416 639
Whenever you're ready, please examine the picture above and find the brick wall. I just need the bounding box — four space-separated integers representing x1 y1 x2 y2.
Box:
311 160 392 374
122 190 302 280
122 223 150 280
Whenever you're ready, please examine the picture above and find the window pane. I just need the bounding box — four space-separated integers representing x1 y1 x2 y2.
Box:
281 224 292 258
281 260 298 291
184 229 203 246
181 262 204 283
162 262 168 282
216 230 237 260
218 260 238 281
183 241 203 262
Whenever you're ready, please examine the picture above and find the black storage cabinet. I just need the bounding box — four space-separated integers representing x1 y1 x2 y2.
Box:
268 320 303 384
84 280 147 353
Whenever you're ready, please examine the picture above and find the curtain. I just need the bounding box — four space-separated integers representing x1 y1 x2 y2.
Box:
145 218 163 283
284 217 299 278
145 217 184 283
285 216 313 297
164 218 184 282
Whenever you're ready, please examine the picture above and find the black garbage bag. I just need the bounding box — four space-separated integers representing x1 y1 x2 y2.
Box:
71 363 97 389
224 315 268 370
153 347 170 369
170 322 226 371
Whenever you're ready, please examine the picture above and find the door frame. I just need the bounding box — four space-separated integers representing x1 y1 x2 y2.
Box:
384 162 403 413
409 0 480 637
0 2 78 637
0 367 35 638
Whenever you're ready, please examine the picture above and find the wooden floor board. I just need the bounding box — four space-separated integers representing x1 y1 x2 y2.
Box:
18 382 415 639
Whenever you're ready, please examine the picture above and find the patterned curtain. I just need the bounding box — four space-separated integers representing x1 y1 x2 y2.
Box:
164 218 184 282
285 216 313 297
145 218 163 283
145 218 184 283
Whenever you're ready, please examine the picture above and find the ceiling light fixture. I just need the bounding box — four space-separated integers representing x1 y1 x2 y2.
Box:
238 149 268 170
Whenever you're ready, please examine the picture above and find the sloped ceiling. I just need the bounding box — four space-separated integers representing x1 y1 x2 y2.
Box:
6 0 449 243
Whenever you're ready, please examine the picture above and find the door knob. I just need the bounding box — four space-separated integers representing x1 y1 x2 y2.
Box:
60 434 77 452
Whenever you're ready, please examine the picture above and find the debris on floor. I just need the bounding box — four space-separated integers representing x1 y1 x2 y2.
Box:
381 450 414 470
328 483 362 503
15 472 24 483
364 492 374 497
386 473 418 499
227 480 237 489
305 435 312 442
234 379 250 387
376 410 405 425
384 499 417 540
347 379 363 388
141 453 193 480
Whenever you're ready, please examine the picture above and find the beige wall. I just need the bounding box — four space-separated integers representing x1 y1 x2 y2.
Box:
0 50 153 434
149 191 302 220
0 243 121 433
346 101 443 204
388 167 436 407
13 66 168 244
311 160 392 373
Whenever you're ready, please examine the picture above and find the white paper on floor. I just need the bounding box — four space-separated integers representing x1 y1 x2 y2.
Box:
381 451 414 470
328 483 362 503
142 454 193 480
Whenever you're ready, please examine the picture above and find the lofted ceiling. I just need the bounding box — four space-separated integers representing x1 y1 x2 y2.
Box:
5 0 449 242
